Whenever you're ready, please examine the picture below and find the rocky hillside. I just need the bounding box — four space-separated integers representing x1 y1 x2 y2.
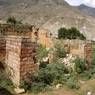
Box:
0 0 95 40
78 5 95 17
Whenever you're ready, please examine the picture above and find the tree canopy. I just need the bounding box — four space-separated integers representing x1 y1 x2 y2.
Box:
7 16 22 25
58 27 86 40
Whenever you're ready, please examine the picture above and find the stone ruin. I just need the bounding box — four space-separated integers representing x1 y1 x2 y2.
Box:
0 24 93 88
0 36 38 87
5 36 38 87
54 40 93 65
0 36 6 61
0 24 39 88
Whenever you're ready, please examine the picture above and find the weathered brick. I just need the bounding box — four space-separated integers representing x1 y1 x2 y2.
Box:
5 36 38 87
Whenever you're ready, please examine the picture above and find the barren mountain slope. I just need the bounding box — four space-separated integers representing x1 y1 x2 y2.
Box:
78 5 95 17
0 0 95 40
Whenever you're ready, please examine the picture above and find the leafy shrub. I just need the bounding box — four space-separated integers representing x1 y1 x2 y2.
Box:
74 58 87 74
79 71 92 80
38 63 68 85
36 44 49 61
54 43 67 58
0 71 13 90
7 16 22 25
29 82 48 93
67 74 80 89
58 27 86 40
21 63 69 92
39 61 48 69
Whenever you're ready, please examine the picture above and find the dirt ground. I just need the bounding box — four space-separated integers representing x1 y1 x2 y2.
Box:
21 79 95 95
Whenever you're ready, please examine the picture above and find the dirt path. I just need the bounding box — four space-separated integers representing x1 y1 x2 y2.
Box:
22 87 77 95
21 79 95 95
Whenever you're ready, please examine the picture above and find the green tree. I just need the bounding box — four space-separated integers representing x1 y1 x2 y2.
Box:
58 27 68 39
58 27 86 40
7 16 22 25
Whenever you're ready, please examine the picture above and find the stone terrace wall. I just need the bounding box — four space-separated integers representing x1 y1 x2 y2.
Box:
0 36 6 61
6 36 38 87
54 40 93 64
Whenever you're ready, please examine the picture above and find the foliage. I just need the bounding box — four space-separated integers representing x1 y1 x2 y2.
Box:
0 71 13 90
38 63 68 84
29 82 49 93
36 44 49 61
58 27 86 40
67 74 79 89
54 43 67 59
21 63 69 92
7 16 22 25
74 57 87 74
58 27 68 39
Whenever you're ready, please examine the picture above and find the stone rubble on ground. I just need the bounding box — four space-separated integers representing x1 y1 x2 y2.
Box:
55 84 62 89
87 91 92 95
14 87 25 94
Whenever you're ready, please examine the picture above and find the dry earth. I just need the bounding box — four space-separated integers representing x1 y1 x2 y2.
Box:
21 79 95 95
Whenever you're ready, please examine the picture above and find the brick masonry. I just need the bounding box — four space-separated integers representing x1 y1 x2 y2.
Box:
84 42 93 66
54 40 93 64
0 36 6 61
5 36 38 87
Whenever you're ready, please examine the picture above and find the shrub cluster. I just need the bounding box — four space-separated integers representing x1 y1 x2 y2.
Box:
58 27 86 40
36 44 49 61
0 71 13 90
74 58 87 74
54 43 67 59
21 63 81 93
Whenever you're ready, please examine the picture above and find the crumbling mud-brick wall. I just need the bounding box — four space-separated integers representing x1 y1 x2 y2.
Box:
0 24 32 36
38 29 53 48
54 40 93 64
84 42 93 66
0 24 39 43
5 36 38 87
0 36 6 61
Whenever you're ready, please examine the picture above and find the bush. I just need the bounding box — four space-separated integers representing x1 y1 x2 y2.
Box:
38 63 68 85
7 16 22 25
21 63 69 92
36 44 49 61
74 58 87 74
7 17 17 25
0 71 13 90
67 74 79 89
54 43 67 58
58 27 86 40
29 82 48 93
79 71 92 80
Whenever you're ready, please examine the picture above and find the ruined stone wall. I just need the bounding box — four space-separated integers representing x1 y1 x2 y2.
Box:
38 29 53 48
0 24 33 36
54 40 93 64
5 36 38 87
20 38 38 80
62 40 86 58
0 36 6 61
84 42 93 65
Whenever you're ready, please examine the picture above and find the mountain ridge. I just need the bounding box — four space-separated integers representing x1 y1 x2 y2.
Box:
0 0 95 40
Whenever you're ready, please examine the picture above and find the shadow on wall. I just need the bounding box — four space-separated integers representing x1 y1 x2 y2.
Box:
0 61 5 71
0 87 14 95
